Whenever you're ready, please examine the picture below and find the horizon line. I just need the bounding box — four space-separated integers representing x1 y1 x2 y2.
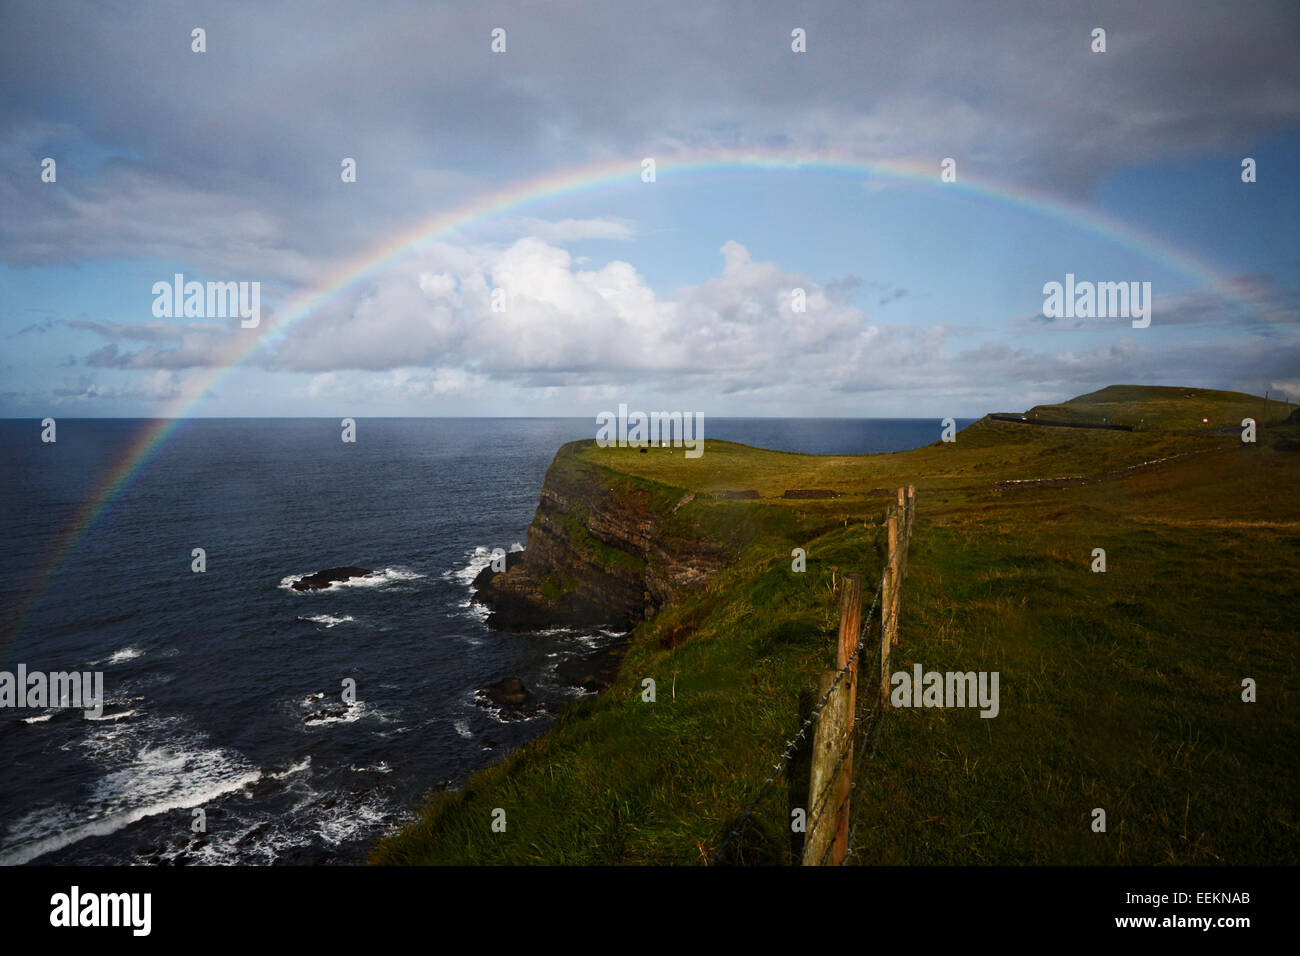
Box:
0 413 988 422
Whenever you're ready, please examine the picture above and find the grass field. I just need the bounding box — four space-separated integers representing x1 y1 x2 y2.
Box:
373 386 1299 865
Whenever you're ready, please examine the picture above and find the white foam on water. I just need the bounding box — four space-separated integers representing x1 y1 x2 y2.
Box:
280 567 425 593
461 601 490 623
0 713 260 866
91 646 144 666
269 756 312 780
334 567 424 589
149 757 316 866
446 545 524 623
21 714 52 724
85 709 138 722
299 696 375 727
454 718 472 738
446 546 494 588
472 694 545 726
1 685 408 866
298 614 356 628
534 625 577 637
446 544 521 586
310 790 411 847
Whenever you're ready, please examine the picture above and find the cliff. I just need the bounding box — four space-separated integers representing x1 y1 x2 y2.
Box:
471 441 734 631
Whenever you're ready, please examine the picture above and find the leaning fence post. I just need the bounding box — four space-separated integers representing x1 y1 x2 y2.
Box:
831 574 861 864
888 506 899 574
887 513 902 647
804 672 851 865
898 485 914 582
907 485 915 542
879 564 893 707
803 574 861 865
897 494 905 637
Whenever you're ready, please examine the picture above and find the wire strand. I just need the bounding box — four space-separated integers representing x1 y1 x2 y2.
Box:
709 507 913 867
707 575 883 866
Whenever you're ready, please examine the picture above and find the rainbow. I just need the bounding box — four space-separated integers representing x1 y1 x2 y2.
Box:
3 148 1270 644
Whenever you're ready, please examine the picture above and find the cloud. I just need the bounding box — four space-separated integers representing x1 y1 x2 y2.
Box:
71 320 243 369
259 237 883 390
7 318 59 338
3 0 1298 280
61 232 1297 414
50 370 182 403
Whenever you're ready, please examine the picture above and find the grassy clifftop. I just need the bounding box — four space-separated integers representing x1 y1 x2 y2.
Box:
373 386 1299 865
1020 383 1293 430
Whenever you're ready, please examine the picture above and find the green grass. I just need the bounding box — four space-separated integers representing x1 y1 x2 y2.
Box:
373 386 1300 865
374 528 878 865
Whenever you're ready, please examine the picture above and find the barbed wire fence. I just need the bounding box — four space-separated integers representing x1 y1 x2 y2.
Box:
708 485 914 866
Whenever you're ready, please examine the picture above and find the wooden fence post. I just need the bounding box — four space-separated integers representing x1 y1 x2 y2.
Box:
802 488 918 864
887 512 902 647
907 485 915 541
803 574 861 866
803 672 848 865
894 496 904 580
898 485 915 583
888 505 899 560
880 515 897 705
831 573 861 864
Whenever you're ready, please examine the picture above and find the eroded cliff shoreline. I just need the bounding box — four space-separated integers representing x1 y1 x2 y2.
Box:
471 440 734 633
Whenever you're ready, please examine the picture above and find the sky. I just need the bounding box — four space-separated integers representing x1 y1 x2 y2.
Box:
1 0 1297 419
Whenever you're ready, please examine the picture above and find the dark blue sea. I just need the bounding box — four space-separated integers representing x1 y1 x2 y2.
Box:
0 417 971 866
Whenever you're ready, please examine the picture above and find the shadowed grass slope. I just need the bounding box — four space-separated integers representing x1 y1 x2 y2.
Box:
856 438 1298 864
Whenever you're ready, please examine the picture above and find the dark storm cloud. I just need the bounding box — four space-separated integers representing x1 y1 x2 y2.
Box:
2 0 1298 274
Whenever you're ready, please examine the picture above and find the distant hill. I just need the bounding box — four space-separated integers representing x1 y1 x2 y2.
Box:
1020 384 1293 431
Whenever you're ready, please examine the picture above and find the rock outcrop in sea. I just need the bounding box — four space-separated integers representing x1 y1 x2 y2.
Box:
291 567 372 591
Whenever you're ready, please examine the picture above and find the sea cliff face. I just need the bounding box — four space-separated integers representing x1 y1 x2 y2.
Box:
472 441 731 632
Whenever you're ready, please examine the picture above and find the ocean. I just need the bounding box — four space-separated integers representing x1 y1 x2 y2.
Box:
0 417 970 865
